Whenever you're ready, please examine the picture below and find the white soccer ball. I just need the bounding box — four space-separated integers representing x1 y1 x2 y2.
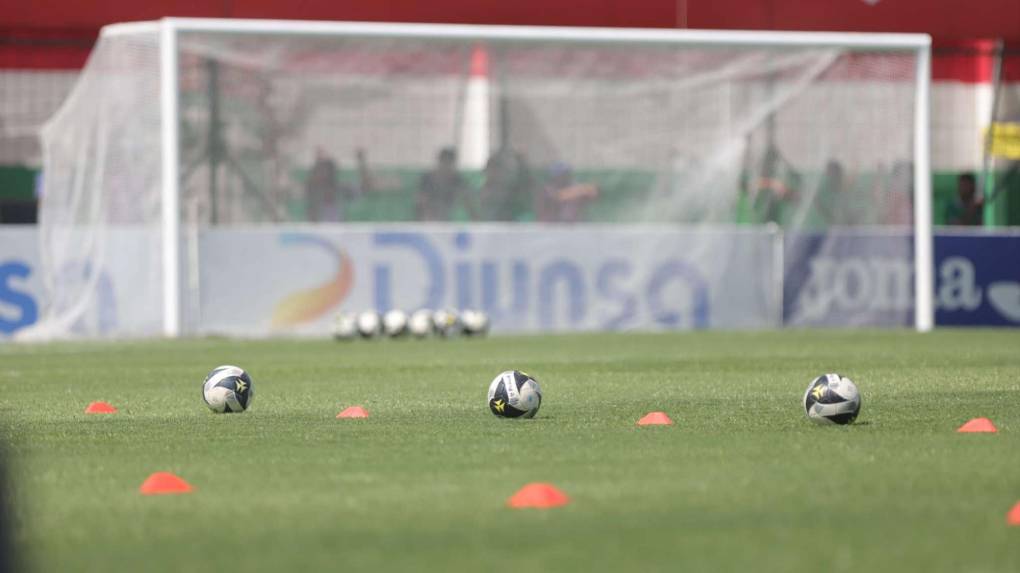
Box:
332 312 357 340
460 309 490 337
203 365 255 414
803 373 861 425
356 311 382 339
487 370 542 419
432 309 460 337
382 309 409 337
408 310 433 338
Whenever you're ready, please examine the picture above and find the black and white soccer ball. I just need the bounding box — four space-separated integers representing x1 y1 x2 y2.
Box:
803 373 861 425
460 309 490 337
408 309 433 338
332 312 357 340
432 309 460 337
356 311 382 339
487 370 542 419
382 310 409 337
203 365 255 414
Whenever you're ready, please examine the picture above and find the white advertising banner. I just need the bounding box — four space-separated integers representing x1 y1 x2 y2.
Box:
0 227 41 337
194 225 780 335
4 225 781 338
6 225 1016 339
1 227 162 338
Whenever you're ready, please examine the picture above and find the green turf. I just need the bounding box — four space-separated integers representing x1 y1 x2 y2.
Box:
2 330 1019 572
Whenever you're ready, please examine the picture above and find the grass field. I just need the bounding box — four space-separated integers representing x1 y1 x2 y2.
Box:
1 330 1019 572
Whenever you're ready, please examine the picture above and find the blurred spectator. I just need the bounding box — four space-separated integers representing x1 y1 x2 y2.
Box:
814 159 868 226
482 146 534 221
417 147 477 221
750 146 799 226
945 172 983 226
816 160 847 225
803 158 877 227
534 162 598 223
305 147 372 222
879 161 913 226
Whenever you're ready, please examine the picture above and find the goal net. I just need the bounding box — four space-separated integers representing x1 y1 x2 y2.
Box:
27 19 933 338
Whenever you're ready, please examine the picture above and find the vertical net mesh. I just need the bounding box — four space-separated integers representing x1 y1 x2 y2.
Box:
0 69 78 166
173 36 916 228
30 24 922 338
27 26 163 338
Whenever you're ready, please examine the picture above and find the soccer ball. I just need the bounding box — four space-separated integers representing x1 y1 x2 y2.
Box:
460 309 490 337
332 312 357 340
408 309 433 338
803 373 861 425
203 365 255 414
356 311 382 339
487 370 542 419
432 309 460 337
382 309 409 337
383 310 408 337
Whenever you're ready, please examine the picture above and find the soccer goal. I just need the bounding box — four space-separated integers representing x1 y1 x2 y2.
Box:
30 18 932 338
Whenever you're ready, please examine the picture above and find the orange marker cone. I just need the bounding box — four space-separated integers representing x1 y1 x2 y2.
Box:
637 411 673 426
1008 502 1020 526
337 406 369 419
139 472 192 495
957 418 998 433
507 483 570 509
85 401 117 414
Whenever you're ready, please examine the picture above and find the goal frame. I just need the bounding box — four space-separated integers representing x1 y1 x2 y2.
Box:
104 18 933 336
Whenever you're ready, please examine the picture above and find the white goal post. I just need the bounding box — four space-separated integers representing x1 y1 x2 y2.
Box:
49 19 934 338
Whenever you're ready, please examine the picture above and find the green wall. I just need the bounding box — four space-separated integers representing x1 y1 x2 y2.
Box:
0 166 37 201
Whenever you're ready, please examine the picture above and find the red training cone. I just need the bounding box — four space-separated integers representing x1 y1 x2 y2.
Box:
85 401 117 414
507 483 570 509
1008 502 1020 526
139 472 192 495
957 418 997 433
337 406 369 419
637 411 673 426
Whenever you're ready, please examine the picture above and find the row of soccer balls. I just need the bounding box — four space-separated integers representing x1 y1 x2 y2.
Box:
332 309 490 340
203 365 861 426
